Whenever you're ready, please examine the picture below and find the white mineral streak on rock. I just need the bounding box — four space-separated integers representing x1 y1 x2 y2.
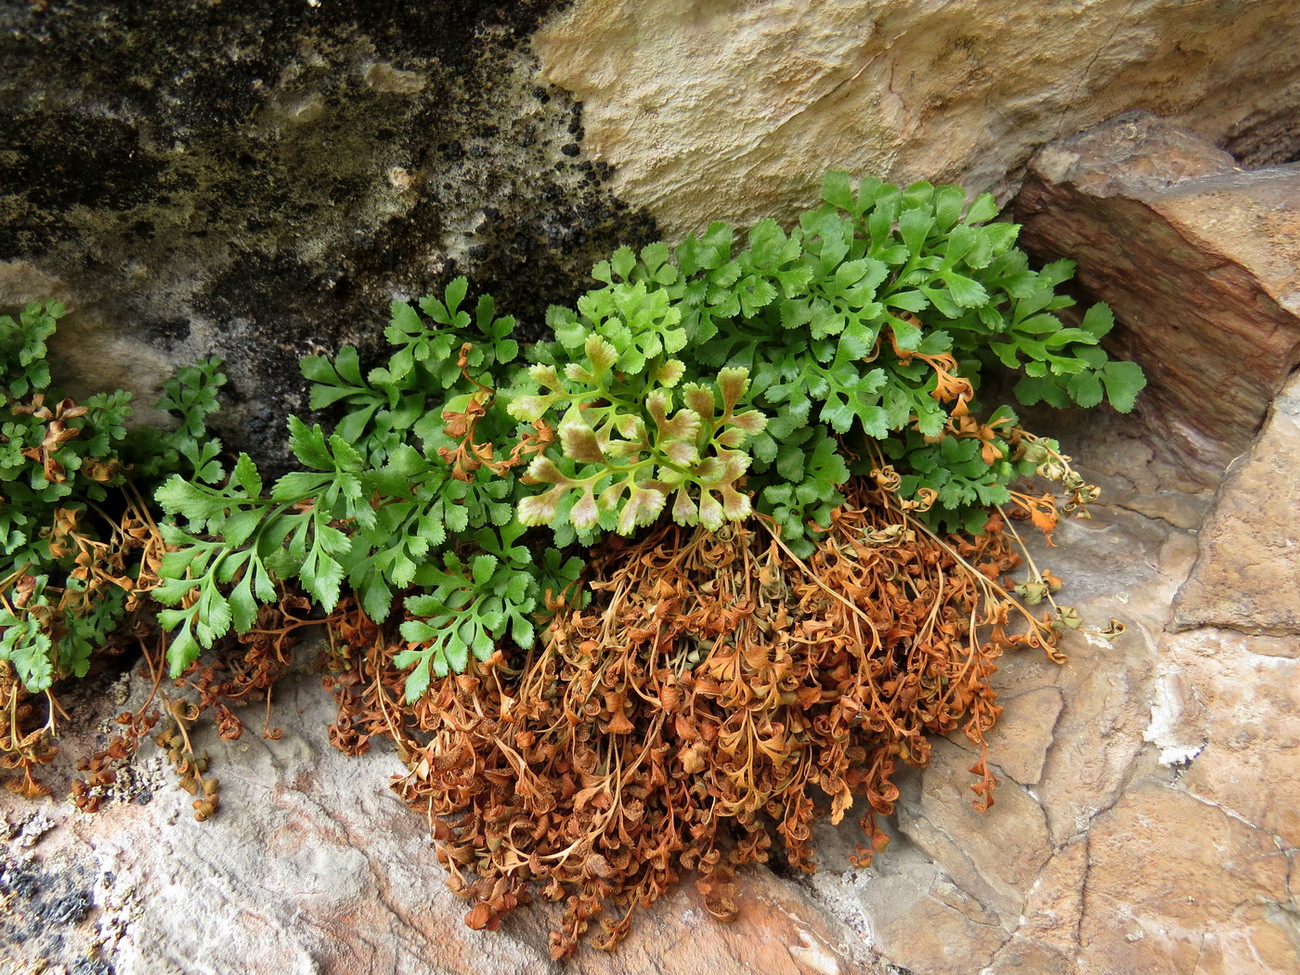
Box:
1144 667 1205 767
787 927 842 975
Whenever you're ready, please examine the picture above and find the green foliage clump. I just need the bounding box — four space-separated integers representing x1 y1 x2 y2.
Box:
154 172 1145 703
0 301 225 693
155 282 584 696
561 172 1144 540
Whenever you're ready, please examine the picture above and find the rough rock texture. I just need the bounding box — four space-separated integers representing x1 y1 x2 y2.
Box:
535 0 1300 239
0 672 881 975
1172 371 1300 635
1080 782 1298 975
0 0 658 470
5 4 1300 975
1016 113 1300 480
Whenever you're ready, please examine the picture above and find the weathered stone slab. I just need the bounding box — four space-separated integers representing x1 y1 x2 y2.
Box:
1016 113 1300 479
1173 371 1300 635
947 686 1063 787
1145 627 1300 847
1078 782 1296 975
537 1 1300 238
895 738 1053 921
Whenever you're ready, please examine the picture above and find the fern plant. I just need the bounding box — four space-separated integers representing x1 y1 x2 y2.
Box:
156 281 584 697
0 301 226 693
155 172 1145 703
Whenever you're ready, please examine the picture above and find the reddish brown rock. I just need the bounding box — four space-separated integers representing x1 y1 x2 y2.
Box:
1173 371 1300 635
1015 113 1300 480
1078 782 1296 975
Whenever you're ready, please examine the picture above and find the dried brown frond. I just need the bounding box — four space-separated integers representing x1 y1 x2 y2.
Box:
325 476 1063 955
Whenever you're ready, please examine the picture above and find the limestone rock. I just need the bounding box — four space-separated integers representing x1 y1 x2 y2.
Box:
1173 372 1300 634
984 839 1090 975
0 670 881 975
1016 114 1300 478
536 0 1300 239
1148 627 1300 847
894 739 1052 921
948 686 1063 787
848 860 1011 975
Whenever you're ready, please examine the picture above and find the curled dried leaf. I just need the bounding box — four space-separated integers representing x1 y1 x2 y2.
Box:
331 477 1069 955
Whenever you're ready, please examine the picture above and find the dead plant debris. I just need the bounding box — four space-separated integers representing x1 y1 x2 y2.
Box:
324 477 1064 957
4 476 1074 958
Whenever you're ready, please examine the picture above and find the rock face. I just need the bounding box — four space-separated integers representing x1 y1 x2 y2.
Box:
0 0 658 469
1173 372 1300 635
536 0 1300 239
5 3 1300 975
1016 113 1300 480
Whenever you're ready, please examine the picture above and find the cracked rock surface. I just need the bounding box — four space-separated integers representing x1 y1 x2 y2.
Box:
4 4 1300 974
1173 374 1300 636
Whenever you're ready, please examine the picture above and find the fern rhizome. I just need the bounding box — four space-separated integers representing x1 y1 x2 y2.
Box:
1 173 1141 956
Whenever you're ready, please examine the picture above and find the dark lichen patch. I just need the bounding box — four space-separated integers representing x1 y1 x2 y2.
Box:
0 113 163 250
456 179 647 341
0 854 103 970
137 316 192 345
0 0 656 470
3 1 567 132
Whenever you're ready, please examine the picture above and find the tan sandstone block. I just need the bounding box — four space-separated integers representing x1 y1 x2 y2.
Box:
1079 783 1296 975
1174 373 1300 635
1150 629 1300 847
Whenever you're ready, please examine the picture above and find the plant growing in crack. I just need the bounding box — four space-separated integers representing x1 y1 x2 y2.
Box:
2 171 1142 957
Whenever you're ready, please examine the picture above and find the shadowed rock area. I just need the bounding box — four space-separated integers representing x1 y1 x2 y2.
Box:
0 0 657 471
1016 112 1300 480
